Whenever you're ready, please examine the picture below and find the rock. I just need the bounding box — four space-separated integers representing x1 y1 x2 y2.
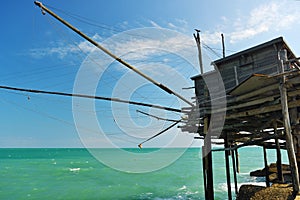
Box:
250 183 294 200
250 168 267 177
237 185 265 200
237 184 294 200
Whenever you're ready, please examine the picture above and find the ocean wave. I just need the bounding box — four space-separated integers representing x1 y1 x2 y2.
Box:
69 168 80 172
178 185 187 191
217 181 266 193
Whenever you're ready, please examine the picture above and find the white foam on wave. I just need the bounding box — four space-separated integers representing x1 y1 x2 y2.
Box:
69 168 80 172
217 181 266 193
178 185 187 191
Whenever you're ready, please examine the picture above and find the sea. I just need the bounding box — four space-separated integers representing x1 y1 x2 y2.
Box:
0 147 288 200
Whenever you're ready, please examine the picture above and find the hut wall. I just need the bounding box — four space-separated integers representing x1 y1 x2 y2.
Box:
194 71 221 99
215 45 280 92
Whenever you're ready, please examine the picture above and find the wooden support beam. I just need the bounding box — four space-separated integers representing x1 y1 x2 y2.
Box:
226 99 300 119
275 137 284 182
231 148 238 195
224 134 232 200
202 146 208 199
235 149 240 173
290 108 300 185
202 117 214 200
263 144 270 187
274 121 284 183
212 134 279 152
235 84 278 102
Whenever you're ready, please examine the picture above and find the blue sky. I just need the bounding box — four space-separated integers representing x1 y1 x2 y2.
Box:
0 0 300 148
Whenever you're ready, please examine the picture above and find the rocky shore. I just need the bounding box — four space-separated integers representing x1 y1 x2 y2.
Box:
236 163 298 200
249 163 291 183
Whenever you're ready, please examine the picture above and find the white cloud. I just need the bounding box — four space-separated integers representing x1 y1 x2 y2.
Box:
29 45 74 59
175 19 188 26
199 1 300 45
114 36 194 59
29 1 300 60
228 1 299 43
202 31 223 45
29 34 102 59
168 22 177 29
149 20 162 28
29 25 198 66
220 16 227 23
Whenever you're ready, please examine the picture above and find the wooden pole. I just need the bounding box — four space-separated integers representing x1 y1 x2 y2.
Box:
193 29 204 74
274 121 284 182
263 144 270 187
275 137 284 182
279 52 300 194
34 1 194 107
202 146 208 199
202 117 214 200
224 133 232 200
231 148 238 195
206 138 214 200
290 106 300 184
221 33 225 58
0 85 181 113
235 148 240 173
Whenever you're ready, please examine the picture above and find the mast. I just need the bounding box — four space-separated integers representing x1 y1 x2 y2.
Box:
193 29 204 74
34 1 194 107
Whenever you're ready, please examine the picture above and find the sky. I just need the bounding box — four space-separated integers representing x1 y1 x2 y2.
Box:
0 0 300 148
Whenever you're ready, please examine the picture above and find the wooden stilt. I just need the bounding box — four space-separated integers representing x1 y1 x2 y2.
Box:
203 137 214 200
202 146 208 199
274 121 284 182
206 141 214 200
263 144 270 187
231 147 238 195
202 117 214 200
275 137 284 182
235 148 240 173
290 107 300 187
224 133 232 200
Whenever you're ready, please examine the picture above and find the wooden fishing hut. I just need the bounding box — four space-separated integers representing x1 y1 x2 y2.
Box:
181 37 300 199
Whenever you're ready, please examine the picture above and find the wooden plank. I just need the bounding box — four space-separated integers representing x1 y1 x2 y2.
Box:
229 74 277 96
226 99 300 119
235 84 278 101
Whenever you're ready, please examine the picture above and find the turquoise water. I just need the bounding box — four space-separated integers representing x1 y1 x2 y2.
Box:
0 147 288 199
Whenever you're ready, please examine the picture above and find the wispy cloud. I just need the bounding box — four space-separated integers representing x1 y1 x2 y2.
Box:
29 25 197 64
198 1 300 45
167 22 177 29
29 34 102 59
29 1 300 60
149 20 162 28
228 1 298 43
106 33 195 61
